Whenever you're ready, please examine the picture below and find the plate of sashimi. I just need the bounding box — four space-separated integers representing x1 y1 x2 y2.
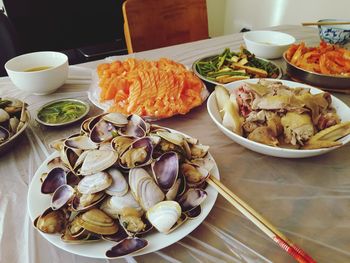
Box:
88 57 209 120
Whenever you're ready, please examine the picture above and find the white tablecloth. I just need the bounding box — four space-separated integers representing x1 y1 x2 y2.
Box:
1 25 349 263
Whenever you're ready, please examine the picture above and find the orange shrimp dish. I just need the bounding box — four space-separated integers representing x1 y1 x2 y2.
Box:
96 58 205 118
285 41 350 77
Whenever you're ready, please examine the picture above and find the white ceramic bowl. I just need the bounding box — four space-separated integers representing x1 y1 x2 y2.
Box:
207 79 350 158
5 51 68 95
243 31 295 59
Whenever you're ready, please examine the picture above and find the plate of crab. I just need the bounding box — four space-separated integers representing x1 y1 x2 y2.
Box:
27 113 219 259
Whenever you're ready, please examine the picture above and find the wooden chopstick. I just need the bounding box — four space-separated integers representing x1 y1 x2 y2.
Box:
207 175 316 263
302 21 350 26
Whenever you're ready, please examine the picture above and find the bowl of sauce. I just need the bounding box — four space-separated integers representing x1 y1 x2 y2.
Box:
36 99 90 126
5 51 68 95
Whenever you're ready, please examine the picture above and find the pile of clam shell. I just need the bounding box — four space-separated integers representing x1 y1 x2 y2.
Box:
34 113 215 258
0 97 28 145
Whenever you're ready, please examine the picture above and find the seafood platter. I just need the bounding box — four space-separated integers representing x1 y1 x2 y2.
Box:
0 97 30 154
28 113 219 258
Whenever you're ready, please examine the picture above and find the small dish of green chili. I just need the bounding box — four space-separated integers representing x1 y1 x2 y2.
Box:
36 99 90 126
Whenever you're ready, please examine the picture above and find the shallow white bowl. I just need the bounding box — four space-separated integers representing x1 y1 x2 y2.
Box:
207 79 350 158
5 51 68 95
243 31 295 59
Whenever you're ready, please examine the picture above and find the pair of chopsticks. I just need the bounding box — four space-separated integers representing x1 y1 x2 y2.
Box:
302 21 350 26
206 175 316 263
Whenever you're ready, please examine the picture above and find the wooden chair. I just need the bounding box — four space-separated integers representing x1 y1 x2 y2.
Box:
122 0 209 53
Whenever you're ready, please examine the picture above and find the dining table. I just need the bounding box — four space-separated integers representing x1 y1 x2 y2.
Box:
0 25 349 263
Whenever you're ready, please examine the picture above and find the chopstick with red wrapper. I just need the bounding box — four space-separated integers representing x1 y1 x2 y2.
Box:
207 175 317 263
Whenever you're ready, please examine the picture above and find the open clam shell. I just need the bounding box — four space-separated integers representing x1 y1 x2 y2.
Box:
90 119 118 143
0 126 10 143
105 168 128 196
178 188 207 212
146 201 182 233
79 150 118 176
181 163 209 188
77 171 112 194
106 237 148 258
51 184 75 210
152 151 179 191
119 115 147 138
190 144 210 159
102 113 128 127
65 135 98 150
100 190 144 219
34 207 68 234
185 205 202 219
129 168 165 211
119 137 153 169
102 226 129 242
41 167 67 194
72 192 106 212
76 208 119 235
111 136 135 155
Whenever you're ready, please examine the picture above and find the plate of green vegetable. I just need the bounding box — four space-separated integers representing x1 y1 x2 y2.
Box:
193 47 282 86
36 99 90 126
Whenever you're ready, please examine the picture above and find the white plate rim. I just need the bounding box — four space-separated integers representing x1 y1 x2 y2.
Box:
27 131 219 259
207 78 350 157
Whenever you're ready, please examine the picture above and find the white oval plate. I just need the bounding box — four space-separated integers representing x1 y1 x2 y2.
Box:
207 78 350 158
27 136 219 259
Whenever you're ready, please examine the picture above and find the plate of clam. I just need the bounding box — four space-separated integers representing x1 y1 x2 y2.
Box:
0 97 30 154
27 113 219 259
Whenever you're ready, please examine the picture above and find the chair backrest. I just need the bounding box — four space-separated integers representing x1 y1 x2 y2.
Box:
0 10 20 76
122 0 209 53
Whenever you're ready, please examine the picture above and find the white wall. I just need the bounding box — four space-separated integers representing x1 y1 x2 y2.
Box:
207 0 350 36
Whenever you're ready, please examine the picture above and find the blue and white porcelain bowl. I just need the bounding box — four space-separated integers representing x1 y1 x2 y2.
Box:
318 19 350 45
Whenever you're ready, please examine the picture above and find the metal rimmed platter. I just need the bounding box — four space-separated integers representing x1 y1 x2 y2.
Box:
283 52 350 93
36 98 90 127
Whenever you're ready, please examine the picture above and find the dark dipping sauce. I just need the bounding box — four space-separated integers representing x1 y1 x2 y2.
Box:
37 100 88 124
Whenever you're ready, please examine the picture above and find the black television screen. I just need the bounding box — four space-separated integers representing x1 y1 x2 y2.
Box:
3 0 125 52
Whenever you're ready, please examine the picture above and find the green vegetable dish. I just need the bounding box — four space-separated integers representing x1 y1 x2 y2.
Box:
37 100 88 125
194 47 281 84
